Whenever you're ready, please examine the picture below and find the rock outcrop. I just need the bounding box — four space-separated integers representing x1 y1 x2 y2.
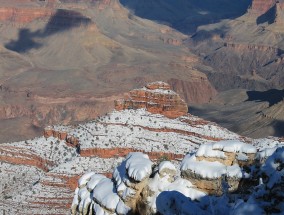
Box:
71 152 152 215
114 82 188 118
71 152 207 215
249 0 284 30
181 140 257 195
44 125 80 147
249 0 276 16
72 142 284 215
274 1 284 26
0 7 53 23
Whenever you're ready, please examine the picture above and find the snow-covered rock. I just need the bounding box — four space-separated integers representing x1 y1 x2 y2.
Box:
180 140 257 195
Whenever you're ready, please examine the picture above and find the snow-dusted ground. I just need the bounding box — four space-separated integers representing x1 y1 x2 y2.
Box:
1 107 284 214
70 109 240 155
50 156 124 176
1 137 77 167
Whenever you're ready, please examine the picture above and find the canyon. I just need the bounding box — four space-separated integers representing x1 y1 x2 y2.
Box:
0 0 284 214
0 82 243 214
0 82 283 214
0 0 283 140
0 0 219 142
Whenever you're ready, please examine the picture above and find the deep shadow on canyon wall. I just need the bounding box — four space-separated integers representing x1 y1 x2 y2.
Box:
119 0 252 34
5 9 91 53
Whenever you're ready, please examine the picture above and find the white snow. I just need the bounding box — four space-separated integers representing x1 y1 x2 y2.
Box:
125 152 153 181
116 200 131 214
181 155 243 179
261 147 284 188
256 146 278 161
167 178 206 200
252 137 284 151
158 161 176 173
92 178 120 211
237 153 248 161
78 172 96 187
78 186 90 200
212 140 256 153
68 109 240 155
87 174 106 190
196 143 226 158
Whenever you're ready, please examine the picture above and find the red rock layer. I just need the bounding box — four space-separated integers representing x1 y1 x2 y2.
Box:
100 121 223 142
80 147 184 160
0 7 53 23
115 82 188 118
250 0 276 15
0 146 53 171
44 127 79 147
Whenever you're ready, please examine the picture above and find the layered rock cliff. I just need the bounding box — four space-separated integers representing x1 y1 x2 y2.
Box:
0 7 53 23
249 0 276 16
114 82 188 118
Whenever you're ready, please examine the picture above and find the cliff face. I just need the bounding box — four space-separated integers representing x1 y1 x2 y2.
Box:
275 1 284 25
250 0 276 15
0 7 53 23
114 82 188 118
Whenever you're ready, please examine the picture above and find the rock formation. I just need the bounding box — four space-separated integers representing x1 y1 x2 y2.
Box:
72 142 284 214
249 0 276 16
181 140 257 195
0 82 241 214
71 152 207 215
274 1 284 26
0 7 53 23
114 82 188 118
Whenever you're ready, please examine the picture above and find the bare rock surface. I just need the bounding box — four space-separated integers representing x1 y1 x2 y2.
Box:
114 82 188 118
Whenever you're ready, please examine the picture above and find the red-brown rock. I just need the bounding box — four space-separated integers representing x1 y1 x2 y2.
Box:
0 7 53 23
114 82 188 118
250 0 276 15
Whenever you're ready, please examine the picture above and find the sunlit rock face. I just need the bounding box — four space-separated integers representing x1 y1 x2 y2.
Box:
115 81 188 119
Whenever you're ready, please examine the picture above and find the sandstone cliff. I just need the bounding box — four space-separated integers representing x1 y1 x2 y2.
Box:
114 82 188 118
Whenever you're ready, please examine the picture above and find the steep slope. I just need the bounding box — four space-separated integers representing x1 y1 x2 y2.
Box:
120 0 251 34
183 0 284 138
190 87 284 138
0 0 217 142
189 0 284 92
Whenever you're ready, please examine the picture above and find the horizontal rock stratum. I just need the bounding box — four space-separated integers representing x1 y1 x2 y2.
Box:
114 81 188 118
